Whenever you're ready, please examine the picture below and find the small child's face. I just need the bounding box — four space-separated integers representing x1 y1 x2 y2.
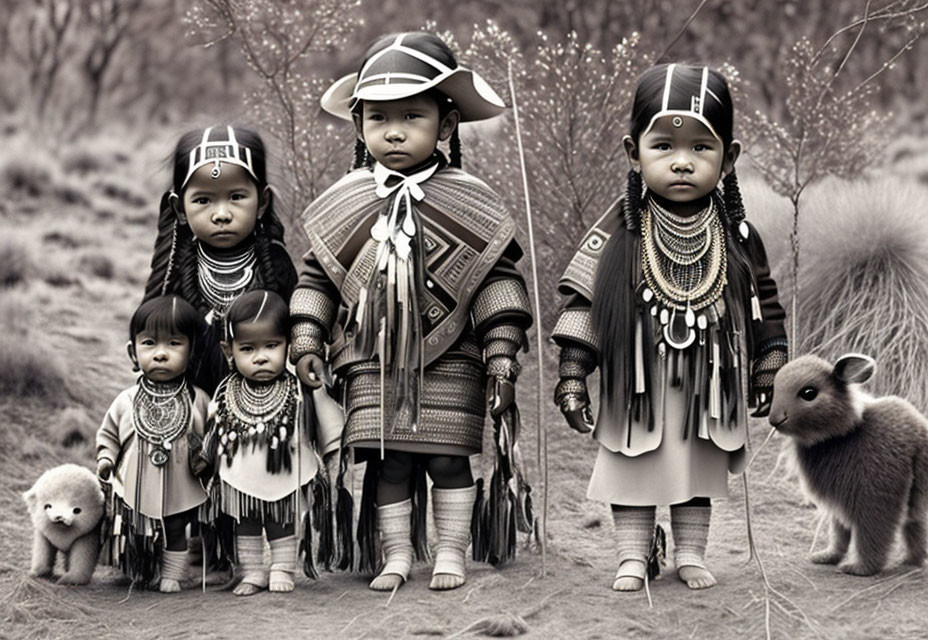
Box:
360 95 446 171
635 115 726 214
134 331 190 382
228 319 287 382
182 163 262 249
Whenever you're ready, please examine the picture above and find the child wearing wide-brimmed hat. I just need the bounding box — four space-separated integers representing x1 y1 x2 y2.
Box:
290 32 534 592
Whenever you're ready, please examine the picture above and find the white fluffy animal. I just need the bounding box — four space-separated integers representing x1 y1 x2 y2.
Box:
769 353 928 575
22 464 105 585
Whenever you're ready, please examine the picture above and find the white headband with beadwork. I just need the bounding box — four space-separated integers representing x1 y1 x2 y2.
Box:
641 64 724 142
182 126 257 188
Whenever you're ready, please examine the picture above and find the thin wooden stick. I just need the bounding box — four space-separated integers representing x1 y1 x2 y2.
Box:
508 58 548 577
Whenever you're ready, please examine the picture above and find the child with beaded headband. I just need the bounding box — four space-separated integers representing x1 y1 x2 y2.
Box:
552 63 788 592
199 290 340 596
290 32 534 592
142 126 298 396
95 295 210 592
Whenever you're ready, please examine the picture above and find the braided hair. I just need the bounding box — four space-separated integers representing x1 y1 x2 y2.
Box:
142 127 296 313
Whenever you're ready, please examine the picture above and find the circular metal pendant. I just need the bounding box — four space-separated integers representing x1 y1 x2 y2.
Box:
149 447 169 467
672 116 684 128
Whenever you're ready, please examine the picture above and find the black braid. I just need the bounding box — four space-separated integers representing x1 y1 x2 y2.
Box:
143 192 182 303
622 169 643 232
351 139 367 170
177 236 205 313
253 222 278 293
449 128 462 168
723 170 746 228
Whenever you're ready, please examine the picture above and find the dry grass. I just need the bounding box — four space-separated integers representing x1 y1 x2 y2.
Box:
796 176 928 411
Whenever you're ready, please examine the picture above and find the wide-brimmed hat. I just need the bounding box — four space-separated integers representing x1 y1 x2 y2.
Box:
321 32 506 122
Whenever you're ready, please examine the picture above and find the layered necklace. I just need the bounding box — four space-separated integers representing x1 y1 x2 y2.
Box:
133 376 190 467
217 372 297 472
641 196 727 349
197 241 256 319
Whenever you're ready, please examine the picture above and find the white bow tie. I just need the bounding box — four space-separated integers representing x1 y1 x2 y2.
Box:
370 161 438 259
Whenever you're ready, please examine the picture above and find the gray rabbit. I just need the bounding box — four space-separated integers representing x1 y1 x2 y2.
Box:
769 353 928 575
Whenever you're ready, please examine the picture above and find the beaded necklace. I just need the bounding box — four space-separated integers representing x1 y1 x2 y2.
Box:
132 376 190 466
196 241 256 317
641 196 727 350
217 372 297 473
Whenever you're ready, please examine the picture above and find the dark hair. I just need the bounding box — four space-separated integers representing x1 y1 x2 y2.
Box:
142 126 295 312
349 32 462 170
130 294 203 345
225 290 290 342
591 64 752 407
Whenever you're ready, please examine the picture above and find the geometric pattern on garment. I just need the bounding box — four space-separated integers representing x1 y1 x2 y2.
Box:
299 167 516 369
341 357 486 453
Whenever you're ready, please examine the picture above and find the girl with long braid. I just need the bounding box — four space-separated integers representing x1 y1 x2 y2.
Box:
142 126 297 396
553 64 788 592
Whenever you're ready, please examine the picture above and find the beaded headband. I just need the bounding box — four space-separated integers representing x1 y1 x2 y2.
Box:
182 126 257 188
641 64 724 143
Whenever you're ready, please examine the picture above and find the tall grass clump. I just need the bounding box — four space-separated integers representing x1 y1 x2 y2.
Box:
0 333 70 405
796 176 928 412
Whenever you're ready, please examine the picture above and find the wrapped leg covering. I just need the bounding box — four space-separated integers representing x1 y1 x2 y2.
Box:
671 504 710 570
159 549 187 593
612 506 655 589
430 485 476 590
369 499 414 590
235 535 268 592
269 535 298 592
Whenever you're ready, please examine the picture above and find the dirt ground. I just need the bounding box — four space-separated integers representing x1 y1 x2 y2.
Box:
1 154 927 640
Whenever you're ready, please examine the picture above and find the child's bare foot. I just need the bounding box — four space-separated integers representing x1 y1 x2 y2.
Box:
429 572 465 590
612 559 646 591
677 565 716 589
233 580 264 596
369 571 405 591
269 571 294 592
159 578 182 593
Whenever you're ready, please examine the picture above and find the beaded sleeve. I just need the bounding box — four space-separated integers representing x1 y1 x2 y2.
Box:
552 298 599 407
291 250 341 362
742 222 788 399
471 252 532 380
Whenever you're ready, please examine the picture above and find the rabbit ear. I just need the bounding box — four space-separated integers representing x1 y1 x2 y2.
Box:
833 354 876 385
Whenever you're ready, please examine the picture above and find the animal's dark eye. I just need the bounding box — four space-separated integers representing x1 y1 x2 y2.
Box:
44 504 51 510
799 387 818 401
73 508 82 514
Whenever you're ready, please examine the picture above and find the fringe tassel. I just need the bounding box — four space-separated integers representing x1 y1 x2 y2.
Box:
335 451 355 571
474 404 535 566
411 463 431 562
356 461 380 575
300 509 317 579
312 473 335 571
646 524 667 581
101 494 162 589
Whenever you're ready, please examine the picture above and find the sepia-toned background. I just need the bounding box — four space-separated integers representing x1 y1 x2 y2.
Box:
2 1 928 638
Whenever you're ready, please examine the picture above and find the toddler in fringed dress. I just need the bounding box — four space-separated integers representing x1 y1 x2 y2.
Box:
96 295 209 592
200 290 340 596
553 64 788 592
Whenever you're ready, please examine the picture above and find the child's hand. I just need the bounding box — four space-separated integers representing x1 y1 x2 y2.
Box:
560 395 594 434
96 459 113 481
296 354 326 389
